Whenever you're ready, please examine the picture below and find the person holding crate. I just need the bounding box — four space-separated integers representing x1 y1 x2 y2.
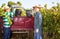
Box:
2 6 14 39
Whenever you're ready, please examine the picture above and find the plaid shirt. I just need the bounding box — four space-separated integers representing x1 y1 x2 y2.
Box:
2 12 14 27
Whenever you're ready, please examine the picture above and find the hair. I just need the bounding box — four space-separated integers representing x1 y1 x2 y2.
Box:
4 9 6 12
15 9 22 16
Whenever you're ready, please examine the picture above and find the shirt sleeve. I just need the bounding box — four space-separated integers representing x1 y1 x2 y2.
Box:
10 12 14 20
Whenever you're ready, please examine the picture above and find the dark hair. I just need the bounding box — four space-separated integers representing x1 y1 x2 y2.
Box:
26 10 32 17
15 9 22 16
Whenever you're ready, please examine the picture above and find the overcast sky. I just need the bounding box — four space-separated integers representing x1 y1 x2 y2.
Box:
0 0 60 9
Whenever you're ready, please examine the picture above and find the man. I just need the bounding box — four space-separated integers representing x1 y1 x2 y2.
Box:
2 6 14 39
33 5 42 39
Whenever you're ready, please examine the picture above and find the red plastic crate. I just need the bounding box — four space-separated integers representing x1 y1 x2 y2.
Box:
0 16 34 31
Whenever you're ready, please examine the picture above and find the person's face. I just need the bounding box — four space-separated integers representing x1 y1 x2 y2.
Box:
6 8 10 12
33 7 39 12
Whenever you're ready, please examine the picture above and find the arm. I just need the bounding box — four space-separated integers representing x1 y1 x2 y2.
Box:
10 12 14 20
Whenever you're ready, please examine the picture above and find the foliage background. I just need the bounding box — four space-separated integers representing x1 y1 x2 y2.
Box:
0 1 60 39
40 3 60 39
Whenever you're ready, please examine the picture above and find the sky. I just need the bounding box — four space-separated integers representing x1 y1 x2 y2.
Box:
0 0 60 9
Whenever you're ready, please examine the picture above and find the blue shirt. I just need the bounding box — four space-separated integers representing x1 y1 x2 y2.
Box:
34 12 42 29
